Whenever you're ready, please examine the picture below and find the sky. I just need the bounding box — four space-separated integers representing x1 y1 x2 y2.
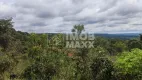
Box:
0 0 142 33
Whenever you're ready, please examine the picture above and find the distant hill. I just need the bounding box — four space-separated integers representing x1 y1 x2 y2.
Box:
45 33 141 40
95 33 140 39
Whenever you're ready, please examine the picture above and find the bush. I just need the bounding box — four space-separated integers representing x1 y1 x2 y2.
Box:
0 54 14 79
91 57 113 80
114 48 142 80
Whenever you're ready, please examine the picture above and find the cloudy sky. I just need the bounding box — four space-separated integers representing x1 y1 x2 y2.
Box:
0 0 142 33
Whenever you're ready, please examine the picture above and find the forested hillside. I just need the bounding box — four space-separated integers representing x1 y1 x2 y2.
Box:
1 19 142 80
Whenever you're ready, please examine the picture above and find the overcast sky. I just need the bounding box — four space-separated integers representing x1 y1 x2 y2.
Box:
0 0 142 33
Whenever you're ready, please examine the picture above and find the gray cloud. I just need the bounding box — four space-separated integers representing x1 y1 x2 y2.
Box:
30 22 47 27
0 0 142 33
0 2 16 19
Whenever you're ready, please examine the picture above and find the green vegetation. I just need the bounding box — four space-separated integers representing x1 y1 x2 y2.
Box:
115 49 142 80
0 19 142 80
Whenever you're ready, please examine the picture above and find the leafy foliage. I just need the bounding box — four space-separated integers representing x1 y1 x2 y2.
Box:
1 19 142 80
114 48 142 80
72 24 85 34
91 57 113 80
128 40 142 50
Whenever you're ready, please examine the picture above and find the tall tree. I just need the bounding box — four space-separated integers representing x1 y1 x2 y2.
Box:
0 19 14 49
72 24 85 34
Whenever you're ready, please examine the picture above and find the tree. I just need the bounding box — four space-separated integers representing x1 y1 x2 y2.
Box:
0 19 14 49
128 40 142 50
0 54 14 80
91 57 113 80
114 49 142 80
139 34 142 41
71 25 93 79
72 24 85 34
106 39 128 55
0 19 13 34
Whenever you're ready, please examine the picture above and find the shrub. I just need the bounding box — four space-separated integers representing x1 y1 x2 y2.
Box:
114 48 142 80
91 57 113 80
